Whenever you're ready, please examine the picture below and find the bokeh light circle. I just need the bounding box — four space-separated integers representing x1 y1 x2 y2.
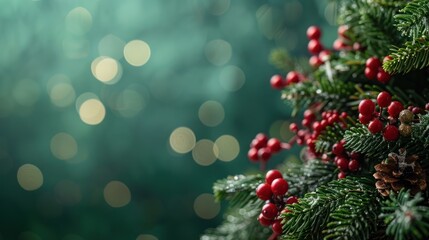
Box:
78 98 106 125
204 39 232 66
198 100 225 127
219 65 246 92
104 181 131 208
49 83 76 107
192 139 218 166
123 40 151 66
214 135 240 162
65 7 92 35
50 132 78 160
193 193 220 219
17 164 43 191
169 127 196 154
92 56 122 84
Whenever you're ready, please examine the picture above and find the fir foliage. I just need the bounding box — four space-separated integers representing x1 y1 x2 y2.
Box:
281 177 379 240
201 203 271 240
213 174 263 208
395 0 429 39
283 159 337 197
412 113 429 148
383 40 429 74
380 189 429 240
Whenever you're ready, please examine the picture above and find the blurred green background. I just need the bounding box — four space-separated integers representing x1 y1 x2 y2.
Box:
0 0 333 239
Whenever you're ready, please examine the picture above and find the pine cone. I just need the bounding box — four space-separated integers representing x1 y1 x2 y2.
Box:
373 149 427 197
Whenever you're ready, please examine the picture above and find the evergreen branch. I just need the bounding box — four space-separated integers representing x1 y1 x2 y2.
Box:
281 177 378 240
384 40 429 74
213 174 263 208
412 113 429 148
395 0 429 39
315 119 354 154
284 159 337 197
201 202 271 240
380 189 429 240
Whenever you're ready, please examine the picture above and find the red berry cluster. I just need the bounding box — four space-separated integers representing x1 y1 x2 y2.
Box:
364 56 391 84
358 91 404 141
270 71 305 90
256 170 298 235
330 140 362 179
289 109 348 156
306 26 331 68
332 25 364 52
248 133 289 164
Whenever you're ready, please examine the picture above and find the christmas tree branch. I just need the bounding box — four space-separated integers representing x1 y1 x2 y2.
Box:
281 177 378 240
384 40 429 74
380 189 429 240
284 159 337 197
213 174 263 208
412 113 429 148
201 202 271 240
395 0 429 39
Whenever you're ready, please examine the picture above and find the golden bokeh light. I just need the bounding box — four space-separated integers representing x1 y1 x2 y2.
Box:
214 135 240 162
78 98 106 125
98 34 126 60
91 56 122 84
65 7 92 35
169 127 196 154
193 193 220 219
104 181 131 208
219 65 246 92
123 40 151 66
136 234 158 240
114 89 145 118
192 139 219 166
204 39 232 66
49 83 76 108
198 100 225 127
17 164 44 191
50 132 78 160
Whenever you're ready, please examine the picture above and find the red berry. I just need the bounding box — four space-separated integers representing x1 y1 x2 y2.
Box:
286 196 298 205
348 159 360 172
319 50 331 62
270 74 285 89
332 142 345 156
338 171 347 179
285 71 300 84
256 183 272 201
309 55 323 68
306 26 321 40
333 39 347 50
387 101 404 118
425 103 429 111
303 109 316 122
368 118 383 134
359 113 373 124
383 125 399 141
350 151 362 160
258 213 274 226
255 133 268 144
312 121 322 132
364 67 377 80
340 112 348 119
365 57 381 70
336 157 349 171
251 138 266 149
383 55 392 63
265 170 283 185
338 25 349 39
258 148 272 161
301 118 311 128
248 148 259 162
308 39 323 55
267 138 281 153
289 123 299 132
353 42 364 51
262 203 278 219
358 99 376 116
412 107 422 114
377 69 391 84
271 178 289 196
377 91 392 108
272 220 283 234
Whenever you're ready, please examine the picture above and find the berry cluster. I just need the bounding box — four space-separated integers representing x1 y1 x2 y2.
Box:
270 71 305 90
248 133 290 164
289 109 348 156
306 26 331 68
256 170 298 235
332 25 364 52
364 56 391 84
358 91 404 141
330 140 362 179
